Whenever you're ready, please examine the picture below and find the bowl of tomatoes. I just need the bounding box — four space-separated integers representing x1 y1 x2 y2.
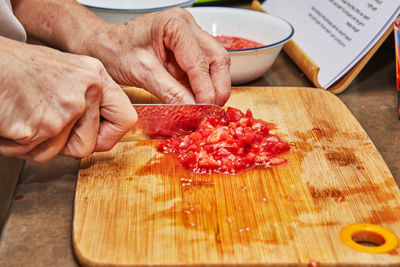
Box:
187 7 294 84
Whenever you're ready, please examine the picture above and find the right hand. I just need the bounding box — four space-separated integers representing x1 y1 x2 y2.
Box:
0 37 137 162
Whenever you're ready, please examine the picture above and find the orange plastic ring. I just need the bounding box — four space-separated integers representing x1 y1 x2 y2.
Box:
339 224 398 253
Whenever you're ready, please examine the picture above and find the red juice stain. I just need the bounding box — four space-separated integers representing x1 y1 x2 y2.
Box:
388 249 399 256
308 261 320 267
312 128 322 133
15 194 24 200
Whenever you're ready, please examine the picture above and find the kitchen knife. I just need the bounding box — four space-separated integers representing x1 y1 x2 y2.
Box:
124 104 226 141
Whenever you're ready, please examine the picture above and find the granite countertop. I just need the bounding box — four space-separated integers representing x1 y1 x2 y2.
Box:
1 18 399 267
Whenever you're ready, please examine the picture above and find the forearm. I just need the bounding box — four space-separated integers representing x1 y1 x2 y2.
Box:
11 0 107 54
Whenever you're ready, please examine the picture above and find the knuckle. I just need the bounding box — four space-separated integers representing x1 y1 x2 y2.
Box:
164 17 183 35
164 89 187 104
186 55 210 75
80 56 107 81
221 51 231 65
13 125 36 144
213 50 231 67
66 94 86 117
86 85 103 102
166 7 191 18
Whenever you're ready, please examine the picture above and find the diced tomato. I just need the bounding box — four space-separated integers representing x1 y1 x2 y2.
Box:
226 107 245 123
213 35 264 50
268 158 288 166
157 107 290 174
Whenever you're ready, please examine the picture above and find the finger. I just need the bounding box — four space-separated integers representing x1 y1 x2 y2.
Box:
163 19 216 104
18 119 77 162
178 9 232 105
59 85 102 158
164 49 191 89
0 113 79 158
190 27 231 106
94 73 137 152
139 53 196 104
0 137 37 157
204 40 231 106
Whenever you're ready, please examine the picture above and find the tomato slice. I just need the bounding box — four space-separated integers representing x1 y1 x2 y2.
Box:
158 107 290 174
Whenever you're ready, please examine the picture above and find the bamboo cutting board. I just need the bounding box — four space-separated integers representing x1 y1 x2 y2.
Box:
73 87 400 266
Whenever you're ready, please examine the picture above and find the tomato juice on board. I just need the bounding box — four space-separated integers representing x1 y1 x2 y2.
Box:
214 35 264 50
158 107 290 175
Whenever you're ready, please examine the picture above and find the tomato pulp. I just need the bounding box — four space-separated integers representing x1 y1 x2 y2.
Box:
158 107 290 174
214 35 264 50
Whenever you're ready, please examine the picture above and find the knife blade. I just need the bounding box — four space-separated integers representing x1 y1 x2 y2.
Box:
122 104 226 141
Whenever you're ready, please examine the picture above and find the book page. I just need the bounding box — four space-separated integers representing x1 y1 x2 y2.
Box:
262 0 399 88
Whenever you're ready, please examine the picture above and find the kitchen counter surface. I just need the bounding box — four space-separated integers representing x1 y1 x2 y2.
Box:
1 5 399 267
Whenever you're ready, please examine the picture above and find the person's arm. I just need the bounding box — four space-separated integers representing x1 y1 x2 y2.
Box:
11 0 231 105
11 0 105 53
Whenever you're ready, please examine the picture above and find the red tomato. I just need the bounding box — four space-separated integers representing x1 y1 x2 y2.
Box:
158 107 290 174
214 35 264 50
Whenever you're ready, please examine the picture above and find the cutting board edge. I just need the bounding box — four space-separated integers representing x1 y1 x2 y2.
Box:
74 86 400 266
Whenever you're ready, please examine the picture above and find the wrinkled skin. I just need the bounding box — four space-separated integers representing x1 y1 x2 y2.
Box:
0 37 136 162
82 8 231 105
2 0 231 162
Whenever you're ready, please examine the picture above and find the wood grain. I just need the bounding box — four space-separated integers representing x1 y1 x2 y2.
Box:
73 87 400 266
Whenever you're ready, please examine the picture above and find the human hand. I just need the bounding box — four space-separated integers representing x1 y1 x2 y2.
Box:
82 7 231 105
0 37 137 162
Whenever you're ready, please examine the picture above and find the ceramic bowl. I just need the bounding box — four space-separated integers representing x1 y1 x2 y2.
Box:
78 0 196 23
187 7 294 84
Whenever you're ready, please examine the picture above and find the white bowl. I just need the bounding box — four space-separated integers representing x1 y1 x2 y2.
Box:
186 7 294 84
78 0 196 23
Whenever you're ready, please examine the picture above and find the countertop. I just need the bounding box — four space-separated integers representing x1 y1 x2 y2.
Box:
1 5 399 267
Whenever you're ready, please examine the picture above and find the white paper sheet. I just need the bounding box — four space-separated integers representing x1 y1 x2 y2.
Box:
262 0 400 88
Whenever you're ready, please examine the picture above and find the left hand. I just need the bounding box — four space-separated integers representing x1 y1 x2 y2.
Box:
81 7 231 105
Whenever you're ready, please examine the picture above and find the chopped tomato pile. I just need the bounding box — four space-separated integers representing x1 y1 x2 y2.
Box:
214 35 264 50
158 107 290 174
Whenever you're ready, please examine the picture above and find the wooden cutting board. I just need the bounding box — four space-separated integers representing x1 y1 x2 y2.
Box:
73 87 400 266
